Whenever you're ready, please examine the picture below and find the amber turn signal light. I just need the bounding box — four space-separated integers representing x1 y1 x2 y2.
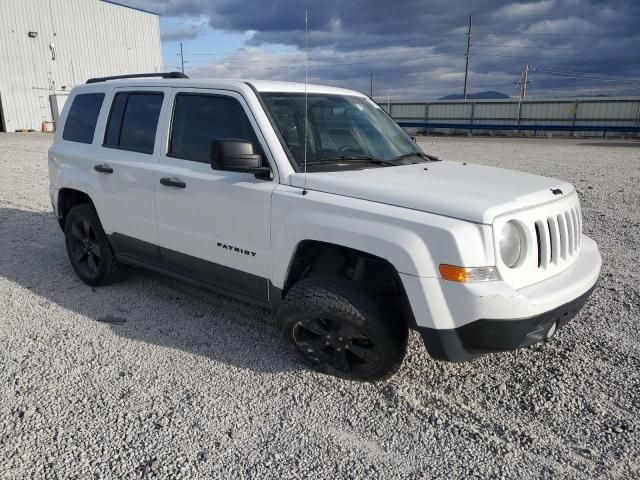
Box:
439 264 500 283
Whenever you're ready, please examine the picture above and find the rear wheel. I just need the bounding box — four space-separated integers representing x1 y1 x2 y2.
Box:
278 277 407 381
64 204 125 286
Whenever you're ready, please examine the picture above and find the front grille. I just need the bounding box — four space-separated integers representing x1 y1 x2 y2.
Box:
494 191 582 289
534 205 581 270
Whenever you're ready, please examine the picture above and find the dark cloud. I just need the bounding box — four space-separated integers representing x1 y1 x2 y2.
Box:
123 0 640 99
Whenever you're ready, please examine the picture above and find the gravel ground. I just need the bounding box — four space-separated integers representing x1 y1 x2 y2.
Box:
0 133 638 479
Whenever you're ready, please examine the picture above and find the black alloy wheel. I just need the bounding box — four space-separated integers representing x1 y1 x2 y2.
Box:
64 203 125 286
292 316 381 373
68 217 102 277
279 277 407 381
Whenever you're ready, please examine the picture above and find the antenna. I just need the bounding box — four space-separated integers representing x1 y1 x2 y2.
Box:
179 42 185 74
302 10 309 196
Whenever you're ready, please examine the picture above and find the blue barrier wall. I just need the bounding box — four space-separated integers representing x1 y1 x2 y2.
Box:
383 97 640 136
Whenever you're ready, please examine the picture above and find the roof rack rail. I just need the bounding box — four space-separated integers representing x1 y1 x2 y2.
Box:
86 72 189 84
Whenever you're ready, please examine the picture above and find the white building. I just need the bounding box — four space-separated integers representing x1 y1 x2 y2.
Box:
0 0 162 132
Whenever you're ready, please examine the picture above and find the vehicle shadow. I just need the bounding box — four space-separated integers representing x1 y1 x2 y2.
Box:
0 206 300 374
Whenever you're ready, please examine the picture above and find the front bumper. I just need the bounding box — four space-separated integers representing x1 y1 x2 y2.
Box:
400 234 601 362
418 284 596 362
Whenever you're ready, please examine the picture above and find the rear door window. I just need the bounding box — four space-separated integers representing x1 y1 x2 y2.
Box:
63 93 105 144
103 92 163 154
168 93 259 163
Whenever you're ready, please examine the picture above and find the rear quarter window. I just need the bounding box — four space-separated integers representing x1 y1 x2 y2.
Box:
62 93 105 144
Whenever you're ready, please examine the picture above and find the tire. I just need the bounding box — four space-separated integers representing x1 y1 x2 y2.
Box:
278 277 408 381
64 203 125 286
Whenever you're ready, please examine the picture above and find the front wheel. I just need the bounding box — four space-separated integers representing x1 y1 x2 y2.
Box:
278 277 407 381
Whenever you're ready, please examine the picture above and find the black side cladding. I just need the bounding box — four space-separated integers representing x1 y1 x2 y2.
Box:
108 233 271 307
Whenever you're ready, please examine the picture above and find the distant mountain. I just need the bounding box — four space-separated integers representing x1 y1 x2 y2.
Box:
439 91 510 100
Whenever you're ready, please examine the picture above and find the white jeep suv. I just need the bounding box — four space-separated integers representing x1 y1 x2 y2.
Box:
48 72 601 381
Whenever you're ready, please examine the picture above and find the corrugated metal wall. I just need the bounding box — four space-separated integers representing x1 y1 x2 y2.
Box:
0 0 162 131
383 98 640 135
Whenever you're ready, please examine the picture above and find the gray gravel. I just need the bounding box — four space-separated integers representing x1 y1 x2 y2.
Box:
1 133 639 479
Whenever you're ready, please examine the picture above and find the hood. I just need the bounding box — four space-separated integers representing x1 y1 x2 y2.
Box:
290 161 573 224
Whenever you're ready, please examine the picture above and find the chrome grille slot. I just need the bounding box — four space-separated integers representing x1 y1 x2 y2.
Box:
547 217 559 265
577 207 582 249
571 208 579 252
565 211 574 255
535 220 551 268
534 223 542 267
534 205 581 271
557 213 568 260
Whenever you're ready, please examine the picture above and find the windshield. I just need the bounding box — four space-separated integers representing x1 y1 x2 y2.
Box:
260 93 425 171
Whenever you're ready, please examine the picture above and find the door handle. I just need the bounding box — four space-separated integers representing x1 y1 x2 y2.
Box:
94 164 113 174
160 177 186 188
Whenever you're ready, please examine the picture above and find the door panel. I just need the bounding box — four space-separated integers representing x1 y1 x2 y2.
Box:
93 87 170 250
93 153 158 245
154 88 276 299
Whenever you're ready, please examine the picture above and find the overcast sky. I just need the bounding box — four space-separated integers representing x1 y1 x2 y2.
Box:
120 0 640 100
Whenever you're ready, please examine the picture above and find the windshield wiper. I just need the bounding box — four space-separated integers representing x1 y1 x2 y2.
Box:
394 152 440 162
313 155 398 167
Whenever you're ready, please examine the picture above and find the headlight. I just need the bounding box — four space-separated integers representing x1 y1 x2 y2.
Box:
500 221 524 268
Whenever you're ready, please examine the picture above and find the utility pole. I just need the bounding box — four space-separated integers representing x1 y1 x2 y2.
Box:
516 64 530 124
463 15 472 100
179 43 185 74
370 73 373 99
516 64 530 100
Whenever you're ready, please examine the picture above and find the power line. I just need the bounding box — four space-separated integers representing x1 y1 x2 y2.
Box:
186 52 459 71
170 45 466 66
162 29 601 60
163 48 297 58
166 30 605 59
321 31 465 50
162 32 628 66
163 42 465 60
473 43 577 50
473 31 598 36
164 42 636 66
163 41 589 62
474 53 556 59
526 85 640 96
162 32 468 59
532 67 640 82
168 51 640 91
159 35 640 94
160 28 618 61
545 87 640 93
531 73 640 85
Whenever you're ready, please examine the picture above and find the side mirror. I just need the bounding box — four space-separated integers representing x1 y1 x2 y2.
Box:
211 139 271 179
